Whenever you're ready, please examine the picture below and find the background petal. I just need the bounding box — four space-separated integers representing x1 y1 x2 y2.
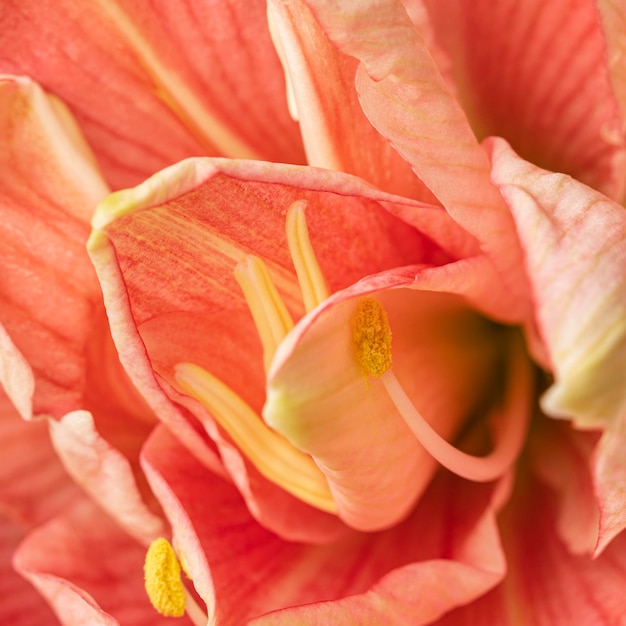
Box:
414 0 626 200
0 0 305 189
0 76 109 419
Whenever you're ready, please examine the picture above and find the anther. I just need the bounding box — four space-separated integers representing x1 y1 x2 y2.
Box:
352 297 393 378
144 538 186 618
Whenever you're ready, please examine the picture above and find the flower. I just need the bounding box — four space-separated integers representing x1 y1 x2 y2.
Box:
2 1 626 625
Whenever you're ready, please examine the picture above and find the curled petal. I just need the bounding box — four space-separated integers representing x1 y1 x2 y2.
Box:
89 158 462 540
265 260 514 530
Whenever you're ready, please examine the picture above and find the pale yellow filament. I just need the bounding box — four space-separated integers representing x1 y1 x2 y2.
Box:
175 362 337 514
286 200 330 312
234 255 294 372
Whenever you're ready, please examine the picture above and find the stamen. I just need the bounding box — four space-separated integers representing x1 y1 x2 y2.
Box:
352 298 393 378
381 334 532 482
234 255 294 372
175 362 337 513
144 538 186 618
286 200 330 312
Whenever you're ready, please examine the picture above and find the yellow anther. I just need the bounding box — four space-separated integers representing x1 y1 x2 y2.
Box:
175 362 337 514
144 538 186 618
352 298 393 378
286 200 330 312
235 255 294 372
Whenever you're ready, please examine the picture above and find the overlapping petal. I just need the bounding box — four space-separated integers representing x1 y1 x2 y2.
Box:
143 425 507 626
88 157 471 541
0 76 108 419
265 260 514 530
415 0 626 200
296 0 531 323
488 137 626 552
0 0 305 189
0 515 60 626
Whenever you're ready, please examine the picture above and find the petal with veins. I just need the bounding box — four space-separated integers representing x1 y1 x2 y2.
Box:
0 76 109 419
418 0 626 200
0 0 304 189
299 0 530 320
88 157 464 540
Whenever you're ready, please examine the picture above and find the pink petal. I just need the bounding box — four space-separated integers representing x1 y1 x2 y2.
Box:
267 0 438 201
13 499 189 626
418 0 626 200
300 0 531 319
89 158 465 540
0 76 109 419
0 0 304 189
0 391 80 528
266 259 516 530
488 136 626 552
143 425 507 625
437 473 626 625
0 515 60 626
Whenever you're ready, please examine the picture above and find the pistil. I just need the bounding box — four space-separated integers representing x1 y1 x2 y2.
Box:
352 297 532 482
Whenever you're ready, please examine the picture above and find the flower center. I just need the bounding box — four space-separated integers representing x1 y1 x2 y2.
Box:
351 296 533 481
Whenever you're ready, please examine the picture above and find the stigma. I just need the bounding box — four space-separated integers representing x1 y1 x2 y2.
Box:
144 538 186 618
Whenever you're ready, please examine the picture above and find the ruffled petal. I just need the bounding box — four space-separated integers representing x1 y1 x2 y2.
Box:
143 425 507 626
89 157 466 540
0 0 304 189
487 137 626 430
488 137 626 553
0 76 109 419
265 259 516 530
418 0 626 200
299 0 530 319
13 499 186 626
48 411 164 545
267 0 437 201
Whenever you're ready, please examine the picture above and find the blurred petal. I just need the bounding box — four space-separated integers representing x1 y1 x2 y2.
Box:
266 260 511 530
528 418 600 555
0 391 80 527
0 515 60 626
0 76 109 419
0 0 304 189
89 157 463 540
143 425 507 626
300 0 530 319
14 499 188 626
419 0 626 200
267 0 437 201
